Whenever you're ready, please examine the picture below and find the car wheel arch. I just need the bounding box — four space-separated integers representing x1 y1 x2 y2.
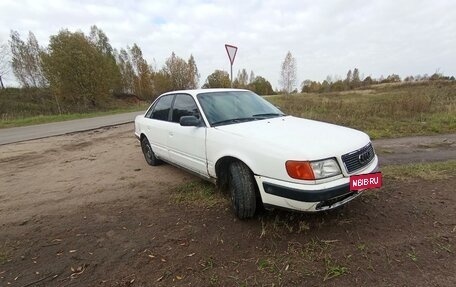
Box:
216 157 262 219
140 134 162 166
215 156 257 191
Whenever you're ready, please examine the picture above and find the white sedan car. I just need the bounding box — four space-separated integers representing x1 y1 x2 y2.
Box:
135 89 379 219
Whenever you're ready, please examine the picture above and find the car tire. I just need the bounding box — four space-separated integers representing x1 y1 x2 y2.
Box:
141 137 161 166
228 161 257 219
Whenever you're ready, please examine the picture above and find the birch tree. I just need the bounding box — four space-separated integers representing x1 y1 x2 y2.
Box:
10 31 47 87
0 43 9 89
280 51 297 94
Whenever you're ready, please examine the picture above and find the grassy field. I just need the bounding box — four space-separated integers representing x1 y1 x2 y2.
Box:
382 160 456 181
0 87 149 128
268 81 456 139
1 81 455 136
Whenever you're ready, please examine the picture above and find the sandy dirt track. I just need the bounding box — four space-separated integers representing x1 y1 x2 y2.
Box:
0 124 455 286
0 124 194 225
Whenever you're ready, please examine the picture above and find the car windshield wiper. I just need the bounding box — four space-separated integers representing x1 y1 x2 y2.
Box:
252 113 286 118
211 117 257 127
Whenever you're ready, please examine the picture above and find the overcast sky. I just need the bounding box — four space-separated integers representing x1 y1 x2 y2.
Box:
1 0 455 89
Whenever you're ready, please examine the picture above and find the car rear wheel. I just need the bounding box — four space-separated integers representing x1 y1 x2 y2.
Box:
141 137 161 166
228 161 257 219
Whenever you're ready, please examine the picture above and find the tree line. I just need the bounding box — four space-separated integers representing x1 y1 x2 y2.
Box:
4 27 204 112
0 26 277 113
202 69 274 95
300 68 455 93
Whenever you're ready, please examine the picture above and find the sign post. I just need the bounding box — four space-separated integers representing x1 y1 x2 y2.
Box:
225 44 238 87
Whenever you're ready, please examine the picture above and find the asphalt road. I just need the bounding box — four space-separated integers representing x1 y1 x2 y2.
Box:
0 111 144 145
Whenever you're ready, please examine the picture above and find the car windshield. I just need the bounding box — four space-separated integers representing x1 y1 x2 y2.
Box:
197 91 285 126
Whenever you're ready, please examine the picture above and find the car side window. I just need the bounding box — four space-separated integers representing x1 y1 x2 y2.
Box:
171 94 200 123
145 105 154 118
150 95 174 121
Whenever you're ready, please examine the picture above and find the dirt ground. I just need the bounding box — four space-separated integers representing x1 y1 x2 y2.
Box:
0 124 455 286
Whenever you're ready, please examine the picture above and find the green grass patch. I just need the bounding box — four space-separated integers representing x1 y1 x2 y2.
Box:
407 248 418 262
0 104 148 129
269 81 456 139
323 256 349 281
382 160 456 181
257 258 273 271
170 180 226 208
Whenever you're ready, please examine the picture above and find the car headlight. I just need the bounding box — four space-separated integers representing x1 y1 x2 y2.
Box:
286 158 341 180
310 158 341 179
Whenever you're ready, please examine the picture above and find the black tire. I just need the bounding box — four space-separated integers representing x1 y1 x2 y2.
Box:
141 136 161 166
228 161 257 219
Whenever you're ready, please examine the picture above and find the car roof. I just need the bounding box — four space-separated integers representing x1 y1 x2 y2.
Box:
161 88 250 97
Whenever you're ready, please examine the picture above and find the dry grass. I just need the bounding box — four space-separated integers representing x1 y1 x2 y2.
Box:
170 180 226 208
269 81 456 139
382 160 456 182
0 87 149 128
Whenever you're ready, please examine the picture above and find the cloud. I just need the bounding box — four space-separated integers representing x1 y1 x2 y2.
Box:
0 0 455 88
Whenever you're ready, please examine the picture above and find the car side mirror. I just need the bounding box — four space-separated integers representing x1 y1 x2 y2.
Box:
179 115 201 127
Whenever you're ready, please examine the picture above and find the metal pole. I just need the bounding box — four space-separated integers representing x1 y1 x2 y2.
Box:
230 64 233 88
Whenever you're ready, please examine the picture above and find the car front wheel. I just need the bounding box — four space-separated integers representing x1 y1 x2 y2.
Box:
228 161 257 219
141 137 161 166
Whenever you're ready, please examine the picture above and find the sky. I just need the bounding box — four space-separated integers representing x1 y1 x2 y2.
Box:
0 0 455 89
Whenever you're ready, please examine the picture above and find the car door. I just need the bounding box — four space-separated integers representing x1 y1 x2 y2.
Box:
144 94 175 161
167 94 207 176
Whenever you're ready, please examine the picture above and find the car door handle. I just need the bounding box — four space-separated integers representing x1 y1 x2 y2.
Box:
169 132 174 137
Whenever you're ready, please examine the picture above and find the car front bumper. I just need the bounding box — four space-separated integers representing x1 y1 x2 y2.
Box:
255 156 379 212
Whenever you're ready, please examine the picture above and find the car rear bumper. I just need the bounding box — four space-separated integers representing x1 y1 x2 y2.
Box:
255 156 379 212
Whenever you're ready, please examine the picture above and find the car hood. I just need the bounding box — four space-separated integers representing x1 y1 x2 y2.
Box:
213 116 370 160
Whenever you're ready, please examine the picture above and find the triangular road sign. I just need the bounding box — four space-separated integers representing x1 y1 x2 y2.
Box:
225 44 238 65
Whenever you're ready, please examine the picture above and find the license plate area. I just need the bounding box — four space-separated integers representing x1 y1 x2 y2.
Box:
350 172 382 191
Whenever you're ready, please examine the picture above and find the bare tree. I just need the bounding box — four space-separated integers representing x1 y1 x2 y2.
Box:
345 69 352 84
116 48 136 94
236 68 248 87
0 43 10 89
10 31 47 87
249 70 255 84
352 68 360 88
280 51 297 94
130 44 154 98
89 25 113 56
187 54 200 89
